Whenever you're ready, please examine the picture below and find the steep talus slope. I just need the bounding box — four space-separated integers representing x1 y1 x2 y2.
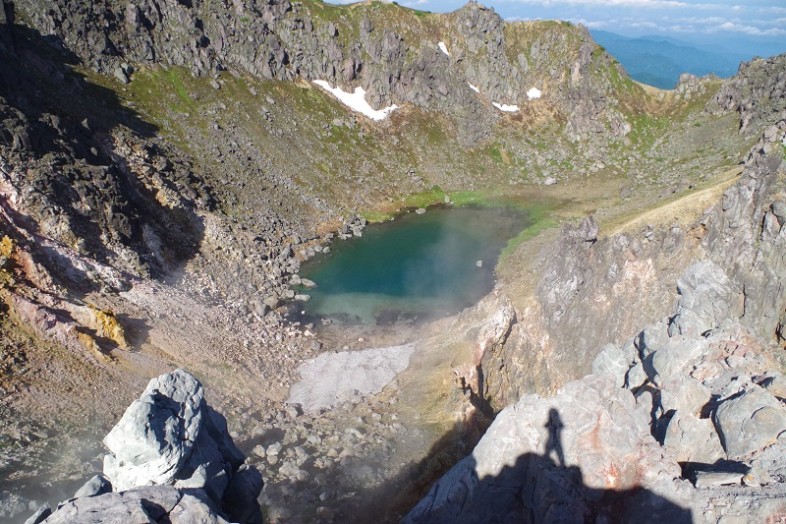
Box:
0 13 318 506
0 26 213 281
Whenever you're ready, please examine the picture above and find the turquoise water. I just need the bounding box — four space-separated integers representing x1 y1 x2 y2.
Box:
299 206 531 325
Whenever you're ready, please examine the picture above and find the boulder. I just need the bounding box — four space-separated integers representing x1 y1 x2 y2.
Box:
27 370 262 524
694 471 743 488
663 411 725 463
113 66 128 84
714 385 786 458
668 260 741 338
659 375 712 416
591 343 628 388
73 474 112 498
23 505 51 524
103 370 248 504
771 200 786 226
36 486 229 524
634 320 670 358
103 369 205 491
760 375 786 401
645 336 704 386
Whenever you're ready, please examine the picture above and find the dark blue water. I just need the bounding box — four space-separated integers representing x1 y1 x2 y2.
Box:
299 206 530 324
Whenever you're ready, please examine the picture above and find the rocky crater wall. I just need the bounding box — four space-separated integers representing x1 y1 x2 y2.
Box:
410 64 786 523
13 0 633 146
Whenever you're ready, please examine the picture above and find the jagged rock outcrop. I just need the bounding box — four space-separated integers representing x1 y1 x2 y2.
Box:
405 373 688 524
484 54 786 407
710 54 786 133
410 72 786 522
28 369 263 524
0 19 211 281
484 213 698 405
409 222 786 522
11 0 631 146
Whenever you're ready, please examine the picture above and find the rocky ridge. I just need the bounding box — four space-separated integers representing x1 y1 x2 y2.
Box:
14 0 630 145
408 76 786 522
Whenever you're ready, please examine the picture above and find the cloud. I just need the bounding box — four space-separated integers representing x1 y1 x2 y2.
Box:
709 21 786 36
510 0 680 6
499 0 718 8
499 0 786 11
569 17 611 28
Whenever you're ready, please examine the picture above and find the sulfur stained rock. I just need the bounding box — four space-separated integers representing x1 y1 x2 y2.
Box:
89 306 128 349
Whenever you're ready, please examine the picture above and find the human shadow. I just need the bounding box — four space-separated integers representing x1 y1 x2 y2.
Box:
328 406 692 524
544 408 565 468
401 408 692 523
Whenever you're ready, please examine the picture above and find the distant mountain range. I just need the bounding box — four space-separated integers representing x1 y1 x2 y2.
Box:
590 30 782 89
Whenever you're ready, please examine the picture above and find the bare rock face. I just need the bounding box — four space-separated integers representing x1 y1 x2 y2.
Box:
667 260 742 338
10 0 630 148
411 110 786 523
29 369 263 524
408 253 786 522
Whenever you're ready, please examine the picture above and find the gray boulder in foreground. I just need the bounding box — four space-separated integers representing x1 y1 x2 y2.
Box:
103 369 207 491
38 486 228 524
72 474 112 499
29 369 262 524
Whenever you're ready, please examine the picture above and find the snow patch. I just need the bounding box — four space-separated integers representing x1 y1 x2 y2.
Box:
468 82 480 93
492 102 519 113
288 343 416 412
527 87 542 100
438 41 450 56
313 80 399 121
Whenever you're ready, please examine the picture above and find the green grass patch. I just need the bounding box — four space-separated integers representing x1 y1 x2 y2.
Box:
499 201 557 263
403 186 448 208
362 188 556 223
486 145 503 164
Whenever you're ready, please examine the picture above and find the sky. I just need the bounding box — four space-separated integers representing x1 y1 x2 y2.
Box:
330 0 786 55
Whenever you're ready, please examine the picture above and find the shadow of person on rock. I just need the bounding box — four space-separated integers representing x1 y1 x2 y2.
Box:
402 407 693 524
544 408 565 467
